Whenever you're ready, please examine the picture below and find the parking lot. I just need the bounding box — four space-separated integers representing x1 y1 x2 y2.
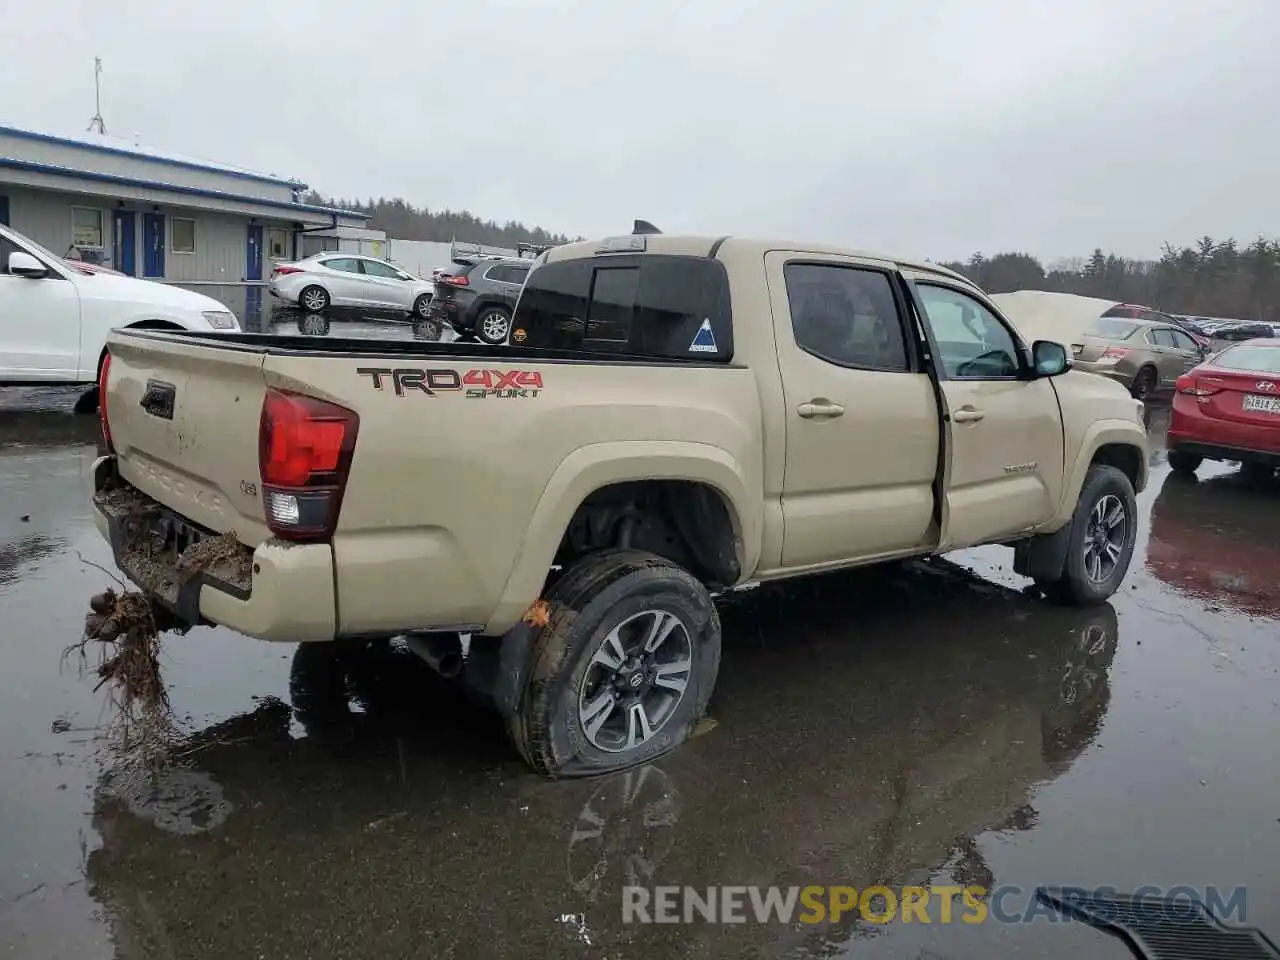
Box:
1 372 1277 959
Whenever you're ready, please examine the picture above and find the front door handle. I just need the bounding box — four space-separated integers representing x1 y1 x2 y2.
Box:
797 400 845 419
952 407 985 424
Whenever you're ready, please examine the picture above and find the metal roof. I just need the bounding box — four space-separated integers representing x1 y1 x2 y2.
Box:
0 122 307 190
0 156 369 221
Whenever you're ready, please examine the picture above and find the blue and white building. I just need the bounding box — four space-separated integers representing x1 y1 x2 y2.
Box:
0 124 377 285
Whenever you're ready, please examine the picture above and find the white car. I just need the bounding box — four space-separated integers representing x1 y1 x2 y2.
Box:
0 224 238 395
268 253 435 318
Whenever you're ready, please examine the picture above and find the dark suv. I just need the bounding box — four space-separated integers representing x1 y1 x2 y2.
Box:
428 257 531 344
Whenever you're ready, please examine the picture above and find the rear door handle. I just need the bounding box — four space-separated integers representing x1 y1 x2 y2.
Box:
952 407 985 424
797 400 845 419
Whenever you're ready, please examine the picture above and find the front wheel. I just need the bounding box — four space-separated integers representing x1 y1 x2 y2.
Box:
413 294 432 319
475 307 511 345
507 549 721 778
1036 465 1138 605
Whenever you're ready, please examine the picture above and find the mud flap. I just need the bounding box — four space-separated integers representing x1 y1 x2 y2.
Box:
1013 523 1072 581
486 620 537 717
1036 887 1280 959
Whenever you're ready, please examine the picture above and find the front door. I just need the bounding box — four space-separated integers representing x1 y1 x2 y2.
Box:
908 278 1065 550
142 213 165 278
768 252 940 571
0 233 80 381
112 210 136 276
245 225 263 282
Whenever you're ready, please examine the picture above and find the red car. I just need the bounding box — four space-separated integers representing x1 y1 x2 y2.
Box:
1167 339 1280 480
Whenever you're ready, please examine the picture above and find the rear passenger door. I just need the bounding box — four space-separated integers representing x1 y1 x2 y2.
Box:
908 278 1065 549
767 252 941 569
1168 328 1204 378
358 258 412 310
1147 327 1184 387
485 263 529 309
318 257 366 306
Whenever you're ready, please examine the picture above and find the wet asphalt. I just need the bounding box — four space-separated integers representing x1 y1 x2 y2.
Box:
2 364 1279 959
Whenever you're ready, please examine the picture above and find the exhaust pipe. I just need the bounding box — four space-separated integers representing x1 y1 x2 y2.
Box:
405 632 464 679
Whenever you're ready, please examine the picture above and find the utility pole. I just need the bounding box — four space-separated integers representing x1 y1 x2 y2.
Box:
86 57 107 134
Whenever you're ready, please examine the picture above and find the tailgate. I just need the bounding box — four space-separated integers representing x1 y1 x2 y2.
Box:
105 332 271 545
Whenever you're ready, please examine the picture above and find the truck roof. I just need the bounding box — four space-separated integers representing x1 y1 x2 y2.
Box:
542 234 974 286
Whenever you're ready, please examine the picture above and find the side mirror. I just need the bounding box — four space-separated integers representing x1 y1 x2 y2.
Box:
1032 340 1070 377
9 251 48 279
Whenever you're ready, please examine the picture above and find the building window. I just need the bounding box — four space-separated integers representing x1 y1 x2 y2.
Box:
72 207 104 249
171 218 197 254
268 227 291 260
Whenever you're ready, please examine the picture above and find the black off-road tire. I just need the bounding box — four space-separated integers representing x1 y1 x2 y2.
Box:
1167 449 1203 475
507 549 721 778
1035 465 1138 606
1130 365 1158 399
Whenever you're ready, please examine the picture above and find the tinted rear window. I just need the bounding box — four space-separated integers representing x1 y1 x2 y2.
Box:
511 255 733 361
1090 318 1139 338
1213 344 1280 374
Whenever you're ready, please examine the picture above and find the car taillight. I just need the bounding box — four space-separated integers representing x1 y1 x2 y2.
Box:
1176 374 1221 398
273 265 304 276
1100 347 1129 360
258 389 359 541
439 274 469 287
99 352 114 452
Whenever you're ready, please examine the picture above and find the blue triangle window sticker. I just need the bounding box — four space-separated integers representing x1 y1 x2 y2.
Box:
688 318 718 353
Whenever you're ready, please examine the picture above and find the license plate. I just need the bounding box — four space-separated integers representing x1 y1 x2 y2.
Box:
1243 394 1280 414
1071 344 1083 357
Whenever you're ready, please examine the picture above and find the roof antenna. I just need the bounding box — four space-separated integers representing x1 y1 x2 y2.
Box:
86 57 107 135
633 219 662 235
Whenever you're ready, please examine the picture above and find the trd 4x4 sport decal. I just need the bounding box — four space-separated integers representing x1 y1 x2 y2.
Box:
357 367 544 398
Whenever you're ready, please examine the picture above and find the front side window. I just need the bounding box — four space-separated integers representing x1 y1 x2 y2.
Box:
0 235 20 275
171 218 196 254
916 283 1022 379
784 263 909 372
71 207 104 249
1171 330 1199 352
1151 328 1177 347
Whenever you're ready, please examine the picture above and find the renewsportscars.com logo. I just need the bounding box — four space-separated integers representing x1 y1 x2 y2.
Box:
621 884 1250 926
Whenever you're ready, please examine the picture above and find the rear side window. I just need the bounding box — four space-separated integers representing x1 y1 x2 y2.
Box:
512 255 733 361
784 263 909 371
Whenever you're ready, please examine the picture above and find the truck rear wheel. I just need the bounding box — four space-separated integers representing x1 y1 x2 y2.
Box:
1036 464 1137 605
507 549 720 778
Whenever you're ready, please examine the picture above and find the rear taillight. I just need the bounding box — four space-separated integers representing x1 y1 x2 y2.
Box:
273 265 304 276
1176 374 1221 398
439 274 469 287
99 352 113 452
1101 347 1129 360
258 389 359 541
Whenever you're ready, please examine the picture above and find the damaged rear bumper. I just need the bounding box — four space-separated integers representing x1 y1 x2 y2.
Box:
90 456 337 642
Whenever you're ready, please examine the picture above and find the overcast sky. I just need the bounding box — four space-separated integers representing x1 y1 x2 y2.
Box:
2 0 1277 262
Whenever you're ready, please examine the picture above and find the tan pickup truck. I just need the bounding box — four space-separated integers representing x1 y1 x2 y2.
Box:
91 231 1148 776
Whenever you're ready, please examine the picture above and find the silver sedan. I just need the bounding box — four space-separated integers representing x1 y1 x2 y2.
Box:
268 253 435 317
